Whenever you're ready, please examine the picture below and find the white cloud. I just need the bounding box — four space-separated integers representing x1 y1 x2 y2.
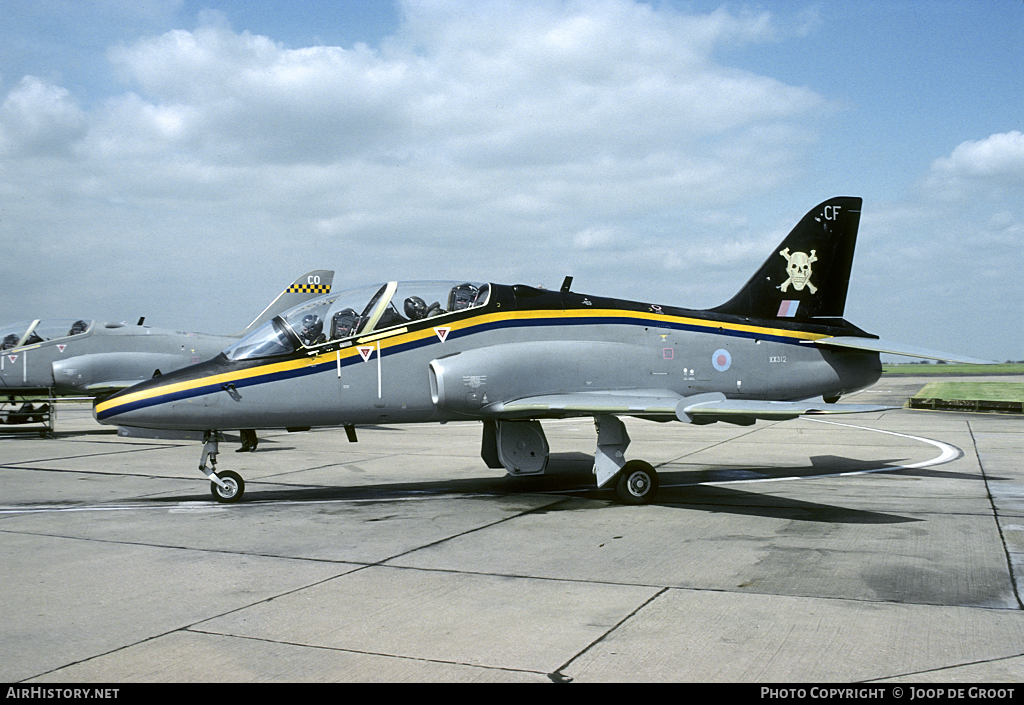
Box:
572 225 619 249
86 0 825 176
933 131 1024 177
925 131 1024 200
0 76 86 157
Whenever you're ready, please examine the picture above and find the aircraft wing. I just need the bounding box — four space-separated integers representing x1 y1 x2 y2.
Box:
487 391 892 426
810 336 994 365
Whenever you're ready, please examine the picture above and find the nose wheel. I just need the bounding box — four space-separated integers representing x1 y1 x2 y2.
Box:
211 470 245 503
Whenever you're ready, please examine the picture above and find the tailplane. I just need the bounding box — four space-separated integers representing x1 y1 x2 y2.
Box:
712 197 861 321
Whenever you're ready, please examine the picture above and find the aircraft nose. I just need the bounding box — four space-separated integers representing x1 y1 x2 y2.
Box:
93 387 152 426
93 374 188 428
93 355 232 429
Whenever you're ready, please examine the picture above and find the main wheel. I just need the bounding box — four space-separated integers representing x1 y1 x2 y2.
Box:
615 460 659 505
211 470 245 503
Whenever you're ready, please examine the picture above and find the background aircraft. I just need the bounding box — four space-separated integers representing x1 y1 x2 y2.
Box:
1 270 333 413
95 198 990 504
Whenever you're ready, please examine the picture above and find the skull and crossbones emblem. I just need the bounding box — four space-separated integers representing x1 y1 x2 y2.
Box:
779 248 817 293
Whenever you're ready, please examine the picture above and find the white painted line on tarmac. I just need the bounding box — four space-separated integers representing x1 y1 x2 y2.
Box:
680 418 962 487
0 492 489 516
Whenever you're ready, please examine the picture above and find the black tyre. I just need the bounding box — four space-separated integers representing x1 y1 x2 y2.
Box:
615 460 659 505
211 470 245 503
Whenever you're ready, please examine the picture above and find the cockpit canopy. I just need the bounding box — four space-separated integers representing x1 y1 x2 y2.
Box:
0 319 92 350
225 281 489 361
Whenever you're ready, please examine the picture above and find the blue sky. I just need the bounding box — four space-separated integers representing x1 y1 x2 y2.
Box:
2 0 1022 361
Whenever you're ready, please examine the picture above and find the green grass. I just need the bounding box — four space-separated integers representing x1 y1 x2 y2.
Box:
913 381 1024 403
883 363 1024 376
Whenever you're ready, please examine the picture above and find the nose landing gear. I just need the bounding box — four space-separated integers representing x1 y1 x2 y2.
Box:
212 470 245 502
200 431 246 503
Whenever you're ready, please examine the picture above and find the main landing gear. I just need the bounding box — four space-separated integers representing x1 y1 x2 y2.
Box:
200 431 246 503
613 459 660 505
484 414 661 505
594 414 660 505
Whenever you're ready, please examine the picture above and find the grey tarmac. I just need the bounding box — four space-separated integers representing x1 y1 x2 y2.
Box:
1 376 1022 682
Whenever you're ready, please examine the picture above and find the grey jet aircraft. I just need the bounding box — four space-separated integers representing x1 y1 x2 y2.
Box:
1 270 333 419
94 198 990 504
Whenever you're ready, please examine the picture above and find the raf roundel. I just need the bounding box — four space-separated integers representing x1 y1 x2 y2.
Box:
712 348 732 372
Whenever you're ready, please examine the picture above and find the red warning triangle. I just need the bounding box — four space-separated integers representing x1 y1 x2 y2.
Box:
57 344 67 353
357 346 375 362
434 327 450 343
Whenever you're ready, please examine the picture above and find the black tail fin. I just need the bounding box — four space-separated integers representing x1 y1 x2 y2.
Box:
712 197 862 321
